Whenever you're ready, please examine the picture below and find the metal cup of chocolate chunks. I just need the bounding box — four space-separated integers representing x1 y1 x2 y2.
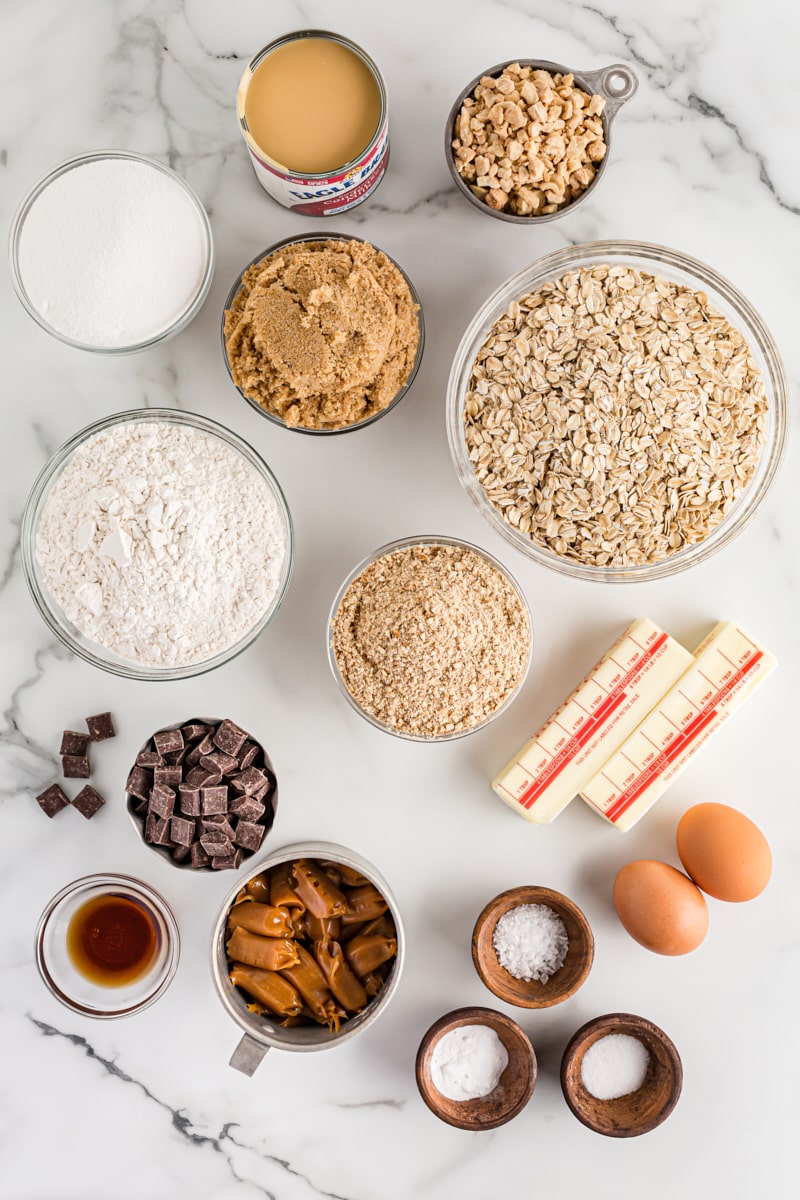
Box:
125 717 278 873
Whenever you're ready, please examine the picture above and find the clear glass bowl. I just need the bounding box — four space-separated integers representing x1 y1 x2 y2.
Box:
8 150 214 354
447 240 789 582
35 874 180 1019
327 534 533 742
221 232 425 435
21 408 294 680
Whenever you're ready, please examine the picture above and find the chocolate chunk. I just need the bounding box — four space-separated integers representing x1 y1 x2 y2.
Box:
184 743 205 767
212 848 244 871
178 784 201 817
86 712 115 741
196 732 216 757
154 766 182 789
190 841 212 869
132 796 149 815
162 747 186 766
126 765 153 801
237 742 260 770
60 730 89 757
154 728 184 756
170 816 195 847
72 785 106 820
229 796 266 824
144 812 172 846
148 784 176 819
182 722 211 742
213 719 248 757
230 766 268 796
36 783 69 818
172 844 191 863
62 754 90 779
234 821 266 852
200 831 231 855
200 750 239 776
201 785 229 815
136 750 164 769
201 815 235 841
185 766 221 789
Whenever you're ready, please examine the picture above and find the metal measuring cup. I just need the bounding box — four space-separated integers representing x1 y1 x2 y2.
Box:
445 59 638 223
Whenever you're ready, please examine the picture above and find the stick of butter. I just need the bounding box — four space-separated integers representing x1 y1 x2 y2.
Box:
580 621 777 832
492 619 694 824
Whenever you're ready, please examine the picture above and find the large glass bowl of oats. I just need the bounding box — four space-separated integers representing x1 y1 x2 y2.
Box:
327 535 532 741
447 240 788 582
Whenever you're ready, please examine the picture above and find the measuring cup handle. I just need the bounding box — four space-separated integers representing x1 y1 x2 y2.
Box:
580 64 639 117
229 1034 269 1075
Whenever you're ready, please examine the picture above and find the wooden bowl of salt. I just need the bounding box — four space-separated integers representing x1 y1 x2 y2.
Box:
472 885 594 1008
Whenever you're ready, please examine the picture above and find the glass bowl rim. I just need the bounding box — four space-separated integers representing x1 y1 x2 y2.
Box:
8 148 215 354
220 231 425 436
446 238 789 583
21 407 295 680
35 872 180 1019
326 533 533 742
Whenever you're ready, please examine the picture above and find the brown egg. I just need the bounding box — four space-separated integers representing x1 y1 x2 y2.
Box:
676 803 772 902
613 860 709 955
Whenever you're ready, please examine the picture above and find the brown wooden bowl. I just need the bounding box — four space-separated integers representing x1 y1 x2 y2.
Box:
415 1006 537 1130
472 886 594 1008
560 1012 682 1137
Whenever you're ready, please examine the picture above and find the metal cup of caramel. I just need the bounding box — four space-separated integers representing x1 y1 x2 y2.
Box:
237 30 389 215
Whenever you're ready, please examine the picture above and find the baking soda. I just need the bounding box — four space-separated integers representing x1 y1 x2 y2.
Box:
17 156 209 347
430 1025 508 1102
580 1034 650 1100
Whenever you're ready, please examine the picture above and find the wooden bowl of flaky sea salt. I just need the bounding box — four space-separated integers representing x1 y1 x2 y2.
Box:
472 885 594 1008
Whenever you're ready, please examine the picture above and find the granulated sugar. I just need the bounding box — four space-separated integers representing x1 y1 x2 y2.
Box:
36 421 286 668
492 903 569 984
17 156 209 347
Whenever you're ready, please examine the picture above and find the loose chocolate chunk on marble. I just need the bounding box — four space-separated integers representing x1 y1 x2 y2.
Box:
230 766 268 796
182 722 210 742
60 730 89 757
234 821 266 852
201 785 229 815
229 796 266 823
154 765 182 789
72 785 106 820
145 812 172 846
148 784 176 819
170 816 195 847
190 841 212 869
62 754 90 779
213 719 248 757
200 750 239 776
126 765 153 801
172 844 191 863
237 742 260 771
154 728 184 756
178 784 201 816
86 712 115 742
36 783 70 818
136 750 164 769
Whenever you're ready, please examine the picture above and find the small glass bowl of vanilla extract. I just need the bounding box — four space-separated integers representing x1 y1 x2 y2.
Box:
35 874 179 1018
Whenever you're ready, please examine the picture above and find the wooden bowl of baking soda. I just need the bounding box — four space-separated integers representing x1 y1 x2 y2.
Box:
560 1012 683 1136
416 1006 536 1130
472 885 594 1008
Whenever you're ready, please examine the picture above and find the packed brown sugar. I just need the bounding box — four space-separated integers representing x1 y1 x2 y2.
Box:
224 239 420 431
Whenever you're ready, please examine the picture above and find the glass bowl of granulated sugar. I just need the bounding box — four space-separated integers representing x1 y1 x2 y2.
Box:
9 151 214 353
21 409 294 681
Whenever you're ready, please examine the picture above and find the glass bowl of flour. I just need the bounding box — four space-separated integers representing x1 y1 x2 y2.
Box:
8 150 214 353
21 409 294 680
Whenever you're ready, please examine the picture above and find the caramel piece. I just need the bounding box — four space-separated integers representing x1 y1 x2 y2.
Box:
228 902 296 938
300 913 342 941
279 945 346 1032
340 883 388 925
226 929 300 972
244 873 271 903
363 964 390 997
291 860 349 919
269 862 306 911
314 940 368 1012
344 932 397 978
229 964 304 1017
326 862 369 888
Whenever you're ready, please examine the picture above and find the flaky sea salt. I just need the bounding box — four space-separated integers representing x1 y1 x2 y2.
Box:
492 903 569 984
580 1034 650 1100
17 156 209 347
36 421 286 668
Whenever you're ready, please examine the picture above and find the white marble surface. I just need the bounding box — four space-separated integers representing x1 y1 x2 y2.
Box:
1 2 798 1197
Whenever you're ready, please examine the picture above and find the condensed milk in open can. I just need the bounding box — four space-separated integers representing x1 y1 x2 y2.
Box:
236 30 389 216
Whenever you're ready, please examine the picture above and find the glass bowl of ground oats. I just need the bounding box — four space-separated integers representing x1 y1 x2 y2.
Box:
222 233 424 434
447 241 788 582
327 536 532 741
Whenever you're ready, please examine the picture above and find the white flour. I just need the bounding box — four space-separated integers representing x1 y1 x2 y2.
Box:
36 422 287 668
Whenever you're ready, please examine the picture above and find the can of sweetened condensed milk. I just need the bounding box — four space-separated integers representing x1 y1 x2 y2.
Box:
237 30 389 216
